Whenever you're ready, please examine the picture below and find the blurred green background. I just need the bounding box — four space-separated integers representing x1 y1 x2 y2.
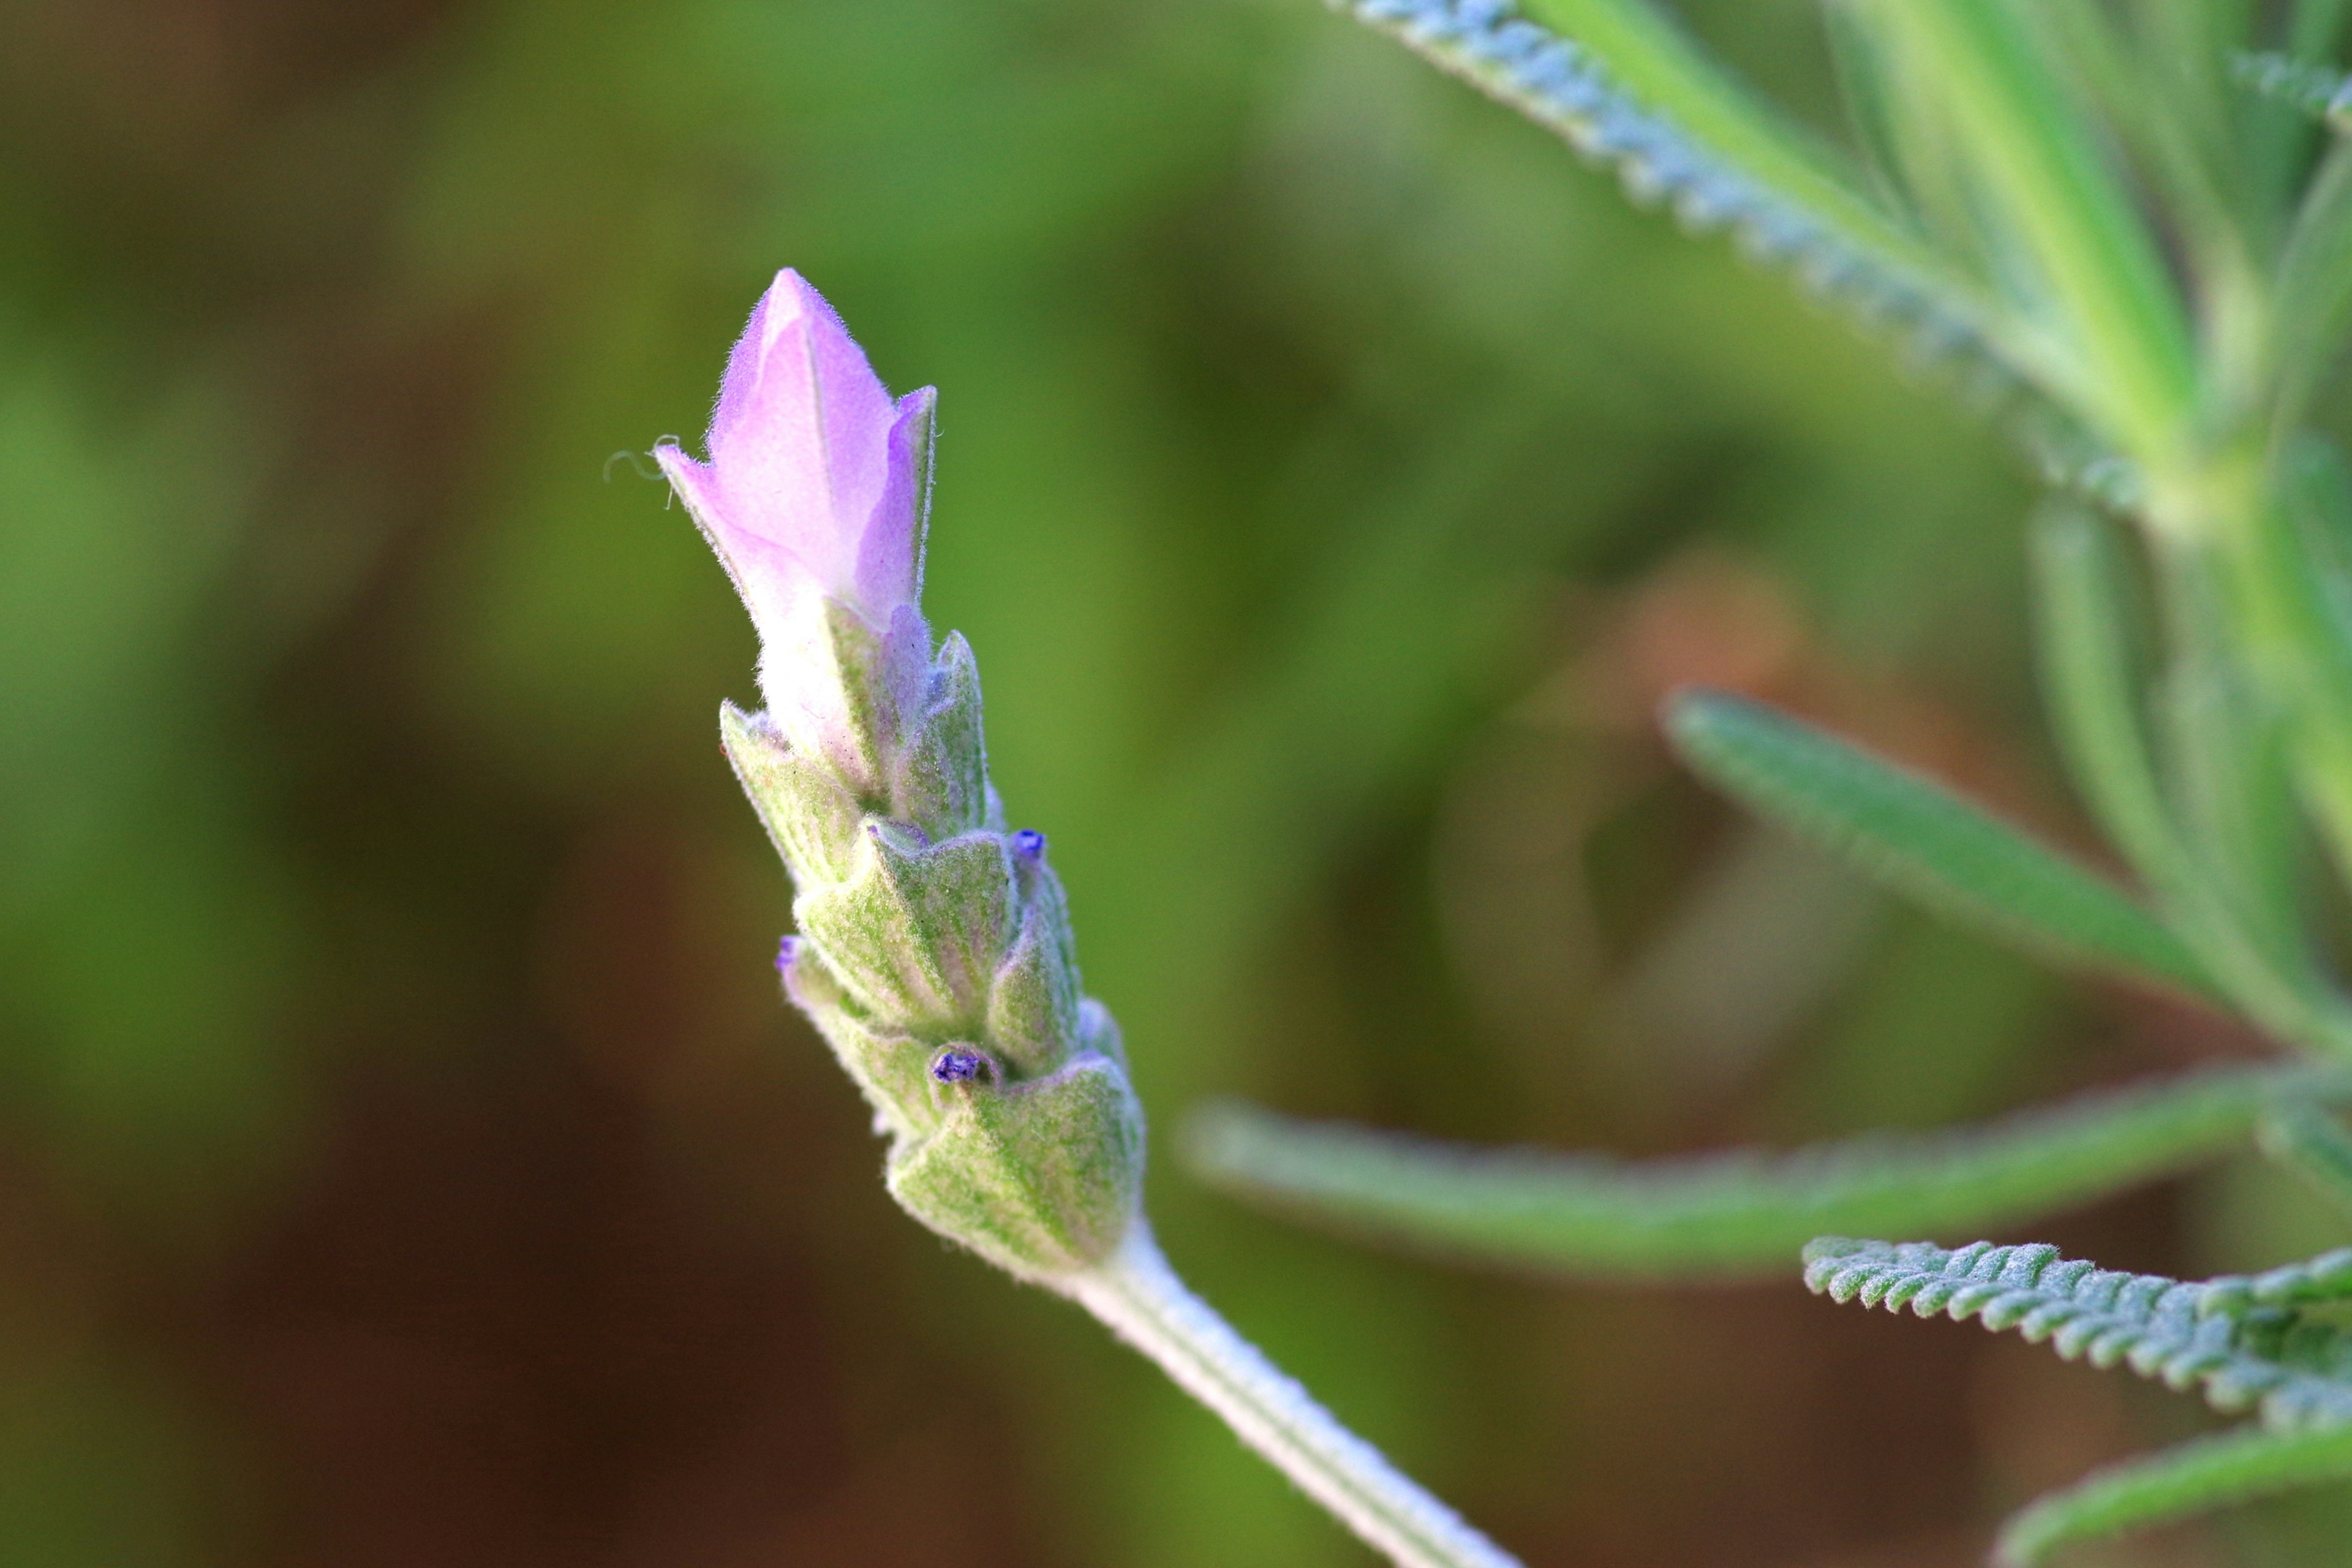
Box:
6 0 2345 1562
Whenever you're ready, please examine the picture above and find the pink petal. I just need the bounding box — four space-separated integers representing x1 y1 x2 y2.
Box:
856 385 935 615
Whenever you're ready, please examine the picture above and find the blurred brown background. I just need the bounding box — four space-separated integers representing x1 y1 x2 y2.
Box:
5 0 2348 1563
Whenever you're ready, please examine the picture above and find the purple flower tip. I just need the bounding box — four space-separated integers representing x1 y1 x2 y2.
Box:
657 269 937 697
1012 829 1047 861
930 1048 987 1084
775 934 800 973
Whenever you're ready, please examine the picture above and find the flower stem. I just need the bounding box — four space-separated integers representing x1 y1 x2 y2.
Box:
1061 1226 1521 1568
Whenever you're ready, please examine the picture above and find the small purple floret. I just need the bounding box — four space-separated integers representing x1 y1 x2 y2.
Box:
775 934 800 973
930 1049 986 1084
1012 829 1047 861
654 270 938 791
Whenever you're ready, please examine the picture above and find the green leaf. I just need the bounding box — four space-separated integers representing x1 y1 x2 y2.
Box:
1811 1230 2352 1559
1803 1234 2352 1429
2258 1098 2352 1221
2274 143 2352 432
1330 0 2012 377
1811 1235 2352 1559
2210 477 2352 940
2147 538 2315 959
1838 0 2196 455
2034 506 2352 1058
2234 51 2352 129
1664 688 2212 995
1185 1065 2333 1280
2030 505 2181 887
1995 1424 2352 1567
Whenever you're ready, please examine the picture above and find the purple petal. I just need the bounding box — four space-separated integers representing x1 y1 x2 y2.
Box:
657 440 818 639
706 286 837 582
681 270 927 628
662 270 936 779
856 385 935 615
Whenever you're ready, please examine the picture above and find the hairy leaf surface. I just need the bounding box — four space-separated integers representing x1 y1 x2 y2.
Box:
1330 0 2011 378
1187 1066 2332 1279
1992 1424 2352 1566
1804 1235 2352 1430
1665 688 2211 995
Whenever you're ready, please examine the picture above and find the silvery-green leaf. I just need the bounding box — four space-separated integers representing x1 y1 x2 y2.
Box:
1188 1065 2332 1279
1994 1425 2352 1567
1337 0 2018 386
1802 1235 2352 1429
1665 688 2211 995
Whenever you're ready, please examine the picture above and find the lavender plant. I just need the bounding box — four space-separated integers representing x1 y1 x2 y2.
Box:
656 273 1517 1568
1177 0 2352 1562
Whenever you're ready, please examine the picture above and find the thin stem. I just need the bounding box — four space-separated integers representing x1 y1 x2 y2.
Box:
1060 1225 1521 1568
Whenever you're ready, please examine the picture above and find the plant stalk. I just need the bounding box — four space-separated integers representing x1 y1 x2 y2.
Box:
1060 1226 1521 1568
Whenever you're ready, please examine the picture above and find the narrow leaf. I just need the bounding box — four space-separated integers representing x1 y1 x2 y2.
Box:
1812 1232 2352 1558
2035 505 2352 1055
2234 51 2352 129
1186 1066 2334 1280
1803 1235 2352 1430
1332 0 2011 378
2274 142 2352 432
1665 688 2211 995
1843 0 2196 453
2258 1099 2352 1221
2030 505 2181 886
1996 1425 2352 1567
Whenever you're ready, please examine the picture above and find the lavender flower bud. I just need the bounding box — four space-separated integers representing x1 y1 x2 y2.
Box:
657 270 936 799
662 271 1144 1280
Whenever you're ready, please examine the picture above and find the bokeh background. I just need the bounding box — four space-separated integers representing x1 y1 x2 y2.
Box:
7 0 2352 1562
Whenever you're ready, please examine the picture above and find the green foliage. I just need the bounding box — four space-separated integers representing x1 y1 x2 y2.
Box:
2030 504 2352 1056
1188 1066 2331 1280
1331 0 2008 375
1995 1425 2352 1567
0 0 2085 1560
2258 1101 2352 1222
1804 1236 2352 1430
1843 1 2198 456
2236 53 2352 130
1214 0 2352 1554
2275 148 2352 427
30 0 2352 1553
1807 1235 2352 1561
1664 688 2212 996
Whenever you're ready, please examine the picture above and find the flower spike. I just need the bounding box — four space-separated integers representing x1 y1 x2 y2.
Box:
662 271 1520 1568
